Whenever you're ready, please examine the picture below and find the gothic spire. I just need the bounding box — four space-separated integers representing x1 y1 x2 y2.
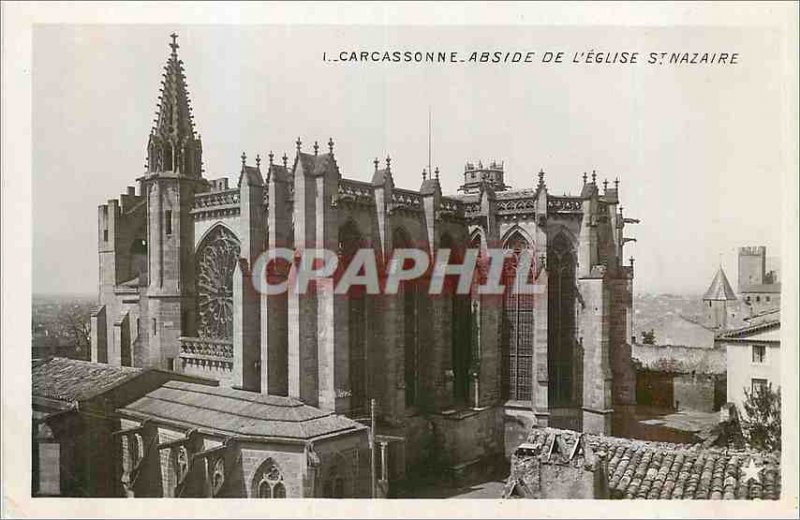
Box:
153 33 195 142
147 33 202 176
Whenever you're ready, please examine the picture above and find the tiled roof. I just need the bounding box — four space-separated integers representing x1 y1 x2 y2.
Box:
32 357 143 403
508 427 780 500
120 380 367 441
703 268 737 301
716 317 780 340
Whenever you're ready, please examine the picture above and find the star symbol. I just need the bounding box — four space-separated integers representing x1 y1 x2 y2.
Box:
742 458 763 483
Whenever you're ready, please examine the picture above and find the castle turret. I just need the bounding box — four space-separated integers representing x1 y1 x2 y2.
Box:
458 160 507 194
703 267 737 330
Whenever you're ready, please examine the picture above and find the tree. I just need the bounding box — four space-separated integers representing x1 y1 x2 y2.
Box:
58 306 92 360
641 329 656 345
740 382 781 451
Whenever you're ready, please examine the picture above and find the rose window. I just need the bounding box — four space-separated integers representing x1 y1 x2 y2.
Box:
196 226 240 340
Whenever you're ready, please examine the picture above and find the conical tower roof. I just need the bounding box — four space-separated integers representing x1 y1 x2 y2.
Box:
703 267 737 301
145 33 202 177
153 33 195 142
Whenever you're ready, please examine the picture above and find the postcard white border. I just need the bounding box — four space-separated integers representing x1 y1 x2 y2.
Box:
2 2 797 518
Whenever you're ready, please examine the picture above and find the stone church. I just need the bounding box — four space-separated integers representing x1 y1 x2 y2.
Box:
90 35 638 479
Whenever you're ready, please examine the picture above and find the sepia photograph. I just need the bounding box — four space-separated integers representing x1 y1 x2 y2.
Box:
2 2 798 518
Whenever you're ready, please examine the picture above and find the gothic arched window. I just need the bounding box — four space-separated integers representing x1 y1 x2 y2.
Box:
547 233 577 407
441 232 471 406
211 457 225 497
196 225 241 340
501 231 535 402
253 459 286 499
394 227 419 408
323 464 345 498
339 220 368 416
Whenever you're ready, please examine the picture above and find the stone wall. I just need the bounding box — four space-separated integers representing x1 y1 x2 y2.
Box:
674 373 717 412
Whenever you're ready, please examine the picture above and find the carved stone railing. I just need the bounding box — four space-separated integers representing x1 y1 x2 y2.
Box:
178 336 234 371
547 196 583 213
496 197 537 214
335 179 374 206
191 189 241 219
194 188 240 208
462 201 481 215
390 188 422 211
439 197 463 215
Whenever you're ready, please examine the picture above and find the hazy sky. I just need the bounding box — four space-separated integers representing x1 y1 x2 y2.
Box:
33 24 788 295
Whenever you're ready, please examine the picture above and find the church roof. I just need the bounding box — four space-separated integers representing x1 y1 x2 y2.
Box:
703 268 737 301
506 427 781 500
119 380 367 441
33 357 143 403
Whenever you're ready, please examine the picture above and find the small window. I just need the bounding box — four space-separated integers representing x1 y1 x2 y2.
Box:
751 378 767 393
165 210 173 236
766 296 771 302
166 357 174 371
746 296 751 302
708 301 712 308
103 229 108 242
152 318 157 336
752 345 766 363
756 296 761 303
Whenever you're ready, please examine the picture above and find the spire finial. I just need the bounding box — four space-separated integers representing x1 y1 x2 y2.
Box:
614 177 620 190
422 168 427 181
582 172 588 184
629 256 635 268
386 155 391 171
434 166 440 180
295 137 302 152
313 141 319 155
256 154 261 168
374 158 379 171
282 152 288 169
241 152 247 167
591 170 597 183
538 168 545 188
268 151 274 165
603 178 609 192
328 137 334 154
169 33 179 54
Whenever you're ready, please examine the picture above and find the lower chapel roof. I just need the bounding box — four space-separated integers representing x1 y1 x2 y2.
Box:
505 427 781 500
119 380 367 442
33 357 143 403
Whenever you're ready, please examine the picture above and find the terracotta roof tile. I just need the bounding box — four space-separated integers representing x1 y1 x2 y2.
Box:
508 427 780 500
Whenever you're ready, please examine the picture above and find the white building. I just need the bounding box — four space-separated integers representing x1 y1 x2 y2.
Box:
715 310 781 409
